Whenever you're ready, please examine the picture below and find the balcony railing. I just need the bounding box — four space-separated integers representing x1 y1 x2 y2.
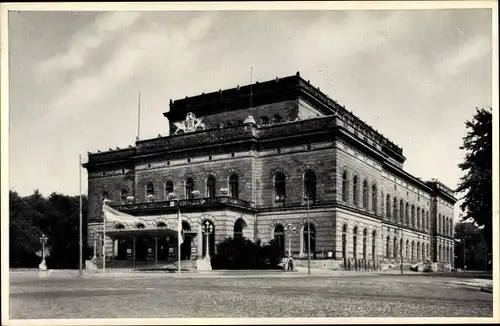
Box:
110 196 255 212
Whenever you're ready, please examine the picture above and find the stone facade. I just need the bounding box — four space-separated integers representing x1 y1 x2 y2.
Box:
83 73 457 270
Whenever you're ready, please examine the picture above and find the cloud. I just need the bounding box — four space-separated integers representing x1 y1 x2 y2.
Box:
36 14 214 130
435 36 491 77
34 11 141 77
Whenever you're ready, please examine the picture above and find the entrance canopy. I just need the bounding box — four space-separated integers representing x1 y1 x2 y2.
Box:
106 227 178 238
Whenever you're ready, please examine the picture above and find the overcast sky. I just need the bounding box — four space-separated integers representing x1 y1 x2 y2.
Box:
7 8 492 219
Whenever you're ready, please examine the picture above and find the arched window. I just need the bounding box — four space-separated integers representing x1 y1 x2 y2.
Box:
411 241 415 263
399 200 404 223
303 223 316 258
421 210 425 230
229 174 239 198
352 176 359 206
371 231 377 261
411 205 415 227
393 237 398 259
342 224 348 261
437 214 441 234
406 239 409 259
342 171 349 202
206 176 216 198
445 217 449 236
352 226 358 259
426 212 430 231
449 219 453 237
304 170 317 203
386 194 391 219
165 181 174 197
371 184 377 212
273 114 282 124
261 116 269 126
275 173 286 202
381 191 384 216
362 229 367 261
400 238 403 260
157 222 166 228
393 197 398 222
120 189 128 204
115 224 125 229
136 223 145 229
386 236 390 258
273 225 285 257
426 243 429 260
185 178 194 199
146 183 154 202
416 208 421 229
405 203 410 225
234 218 246 239
362 180 369 209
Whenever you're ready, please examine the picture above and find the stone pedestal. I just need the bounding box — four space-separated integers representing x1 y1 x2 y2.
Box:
86 259 98 271
197 256 212 271
39 259 47 271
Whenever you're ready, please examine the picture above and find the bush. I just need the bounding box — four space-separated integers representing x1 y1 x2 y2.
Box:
211 237 283 270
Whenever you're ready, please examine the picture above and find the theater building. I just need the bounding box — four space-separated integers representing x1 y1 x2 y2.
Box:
83 72 457 271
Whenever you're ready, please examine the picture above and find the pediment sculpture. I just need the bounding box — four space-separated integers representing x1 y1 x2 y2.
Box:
173 112 207 135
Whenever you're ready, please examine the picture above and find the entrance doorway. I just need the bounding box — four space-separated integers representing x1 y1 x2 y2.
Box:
157 236 170 261
180 234 193 260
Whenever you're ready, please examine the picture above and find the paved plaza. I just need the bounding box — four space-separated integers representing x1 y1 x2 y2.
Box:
8 270 494 319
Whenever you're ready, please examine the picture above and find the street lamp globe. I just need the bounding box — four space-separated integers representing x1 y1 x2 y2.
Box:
39 234 48 271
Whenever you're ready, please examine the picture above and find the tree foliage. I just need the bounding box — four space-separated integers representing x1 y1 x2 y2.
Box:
211 237 283 270
9 189 88 269
456 108 492 253
454 222 490 271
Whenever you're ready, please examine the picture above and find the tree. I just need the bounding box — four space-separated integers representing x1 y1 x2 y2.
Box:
9 189 88 269
456 108 492 256
9 191 44 267
454 222 488 271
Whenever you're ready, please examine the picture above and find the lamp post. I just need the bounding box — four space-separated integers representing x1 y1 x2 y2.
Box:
399 225 403 275
39 234 48 271
168 193 182 274
169 189 198 274
92 229 97 260
285 223 297 271
304 195 311 275
203 221 213 259
454 238 466 271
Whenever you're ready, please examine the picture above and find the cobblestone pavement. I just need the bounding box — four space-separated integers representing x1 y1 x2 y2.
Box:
8 272 493 319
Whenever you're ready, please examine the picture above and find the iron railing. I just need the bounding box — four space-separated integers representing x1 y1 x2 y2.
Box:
110 196 254 212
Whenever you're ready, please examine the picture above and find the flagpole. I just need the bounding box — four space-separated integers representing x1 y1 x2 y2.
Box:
79 154 83 277
102 201 106 273
250 67 253 108
137 92 141 141
177 204 181 274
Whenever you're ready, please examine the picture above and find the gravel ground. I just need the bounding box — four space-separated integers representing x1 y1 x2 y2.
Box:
8 272 493 319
